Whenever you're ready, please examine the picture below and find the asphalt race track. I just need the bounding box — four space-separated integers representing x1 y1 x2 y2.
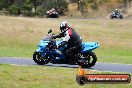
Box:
0 57 132 73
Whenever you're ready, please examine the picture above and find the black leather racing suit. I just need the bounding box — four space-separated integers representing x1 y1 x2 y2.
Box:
54 28 82 64
114 11 120 16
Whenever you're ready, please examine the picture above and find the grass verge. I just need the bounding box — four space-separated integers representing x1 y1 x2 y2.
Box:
0 64 132 88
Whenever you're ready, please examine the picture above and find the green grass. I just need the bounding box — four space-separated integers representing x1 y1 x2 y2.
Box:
0 16 132 64
0 38 36 57
0 46 35 57
0 64 132 88
95 47 132 64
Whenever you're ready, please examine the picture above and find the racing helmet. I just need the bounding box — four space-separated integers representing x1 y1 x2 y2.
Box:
51 8 55 12
115 9 119 11
60 21 70 32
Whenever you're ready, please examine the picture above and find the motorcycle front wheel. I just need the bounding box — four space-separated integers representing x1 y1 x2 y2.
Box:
110 15 114 19
33 51 50 65
80 52 97 68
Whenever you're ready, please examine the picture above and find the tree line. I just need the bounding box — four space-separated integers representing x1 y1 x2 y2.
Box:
0 0 68 17
0 0 132 17
70 0 132 13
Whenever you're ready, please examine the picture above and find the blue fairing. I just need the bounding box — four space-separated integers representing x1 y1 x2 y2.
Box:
81 42 100 53
36 40 49 52
36 39 100 53
56 40 62 45
56 41 100 52
36 40 63 52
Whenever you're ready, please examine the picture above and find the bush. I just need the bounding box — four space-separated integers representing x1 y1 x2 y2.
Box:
91 2 98 10
0 0 68 17
55 0 68 15
22 4 32 16
8 4 20 15
35 6 46 17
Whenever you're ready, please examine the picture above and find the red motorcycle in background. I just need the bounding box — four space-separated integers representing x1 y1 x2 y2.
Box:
46 8 59 18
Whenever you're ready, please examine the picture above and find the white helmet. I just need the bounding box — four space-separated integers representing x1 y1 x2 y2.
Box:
115 9 118 11
60 21 70 32
51 8 55 11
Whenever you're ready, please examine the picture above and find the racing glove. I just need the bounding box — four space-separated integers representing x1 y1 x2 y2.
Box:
52 32 65 39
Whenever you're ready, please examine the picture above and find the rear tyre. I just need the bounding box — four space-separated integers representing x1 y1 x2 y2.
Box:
33 51 50 65
119 15 123 19
55 14 59 18
81 52 97 68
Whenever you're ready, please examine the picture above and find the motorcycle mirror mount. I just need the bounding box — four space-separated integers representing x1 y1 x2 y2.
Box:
48 29 52 34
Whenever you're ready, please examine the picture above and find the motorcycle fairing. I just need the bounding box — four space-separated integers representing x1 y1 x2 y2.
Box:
81 42 100 53
36 40 49 52
36 40 100 53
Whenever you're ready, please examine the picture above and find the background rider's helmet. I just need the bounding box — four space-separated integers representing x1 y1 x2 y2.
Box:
60 21 70 32
115 9 118 12
51 8 55 12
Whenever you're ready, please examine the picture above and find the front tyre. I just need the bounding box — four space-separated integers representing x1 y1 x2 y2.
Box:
110 15 114 19
33 51 50 65
81 52 97 68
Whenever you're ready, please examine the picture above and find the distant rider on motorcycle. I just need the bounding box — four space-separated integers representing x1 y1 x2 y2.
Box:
114 9 120 15
53 21 83 64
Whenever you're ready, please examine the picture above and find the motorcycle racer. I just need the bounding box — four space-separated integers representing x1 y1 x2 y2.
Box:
114 9 120 15
110 9 123 19
53 21 83 64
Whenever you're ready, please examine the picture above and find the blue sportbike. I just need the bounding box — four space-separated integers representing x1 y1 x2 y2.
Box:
33 30 100 68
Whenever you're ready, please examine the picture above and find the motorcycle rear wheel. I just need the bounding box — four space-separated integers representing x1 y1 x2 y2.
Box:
110 15 114 19
33 51 50 65
81 52 97 68
119 15 123 19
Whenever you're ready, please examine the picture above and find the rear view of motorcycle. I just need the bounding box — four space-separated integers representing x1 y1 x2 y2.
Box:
46 8 59 18
110 11 123 19
33 30 100 68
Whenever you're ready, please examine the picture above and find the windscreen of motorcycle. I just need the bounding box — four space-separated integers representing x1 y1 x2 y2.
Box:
42 33 54 41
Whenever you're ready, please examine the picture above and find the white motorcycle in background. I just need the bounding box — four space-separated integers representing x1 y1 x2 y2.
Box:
110 12 123 19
